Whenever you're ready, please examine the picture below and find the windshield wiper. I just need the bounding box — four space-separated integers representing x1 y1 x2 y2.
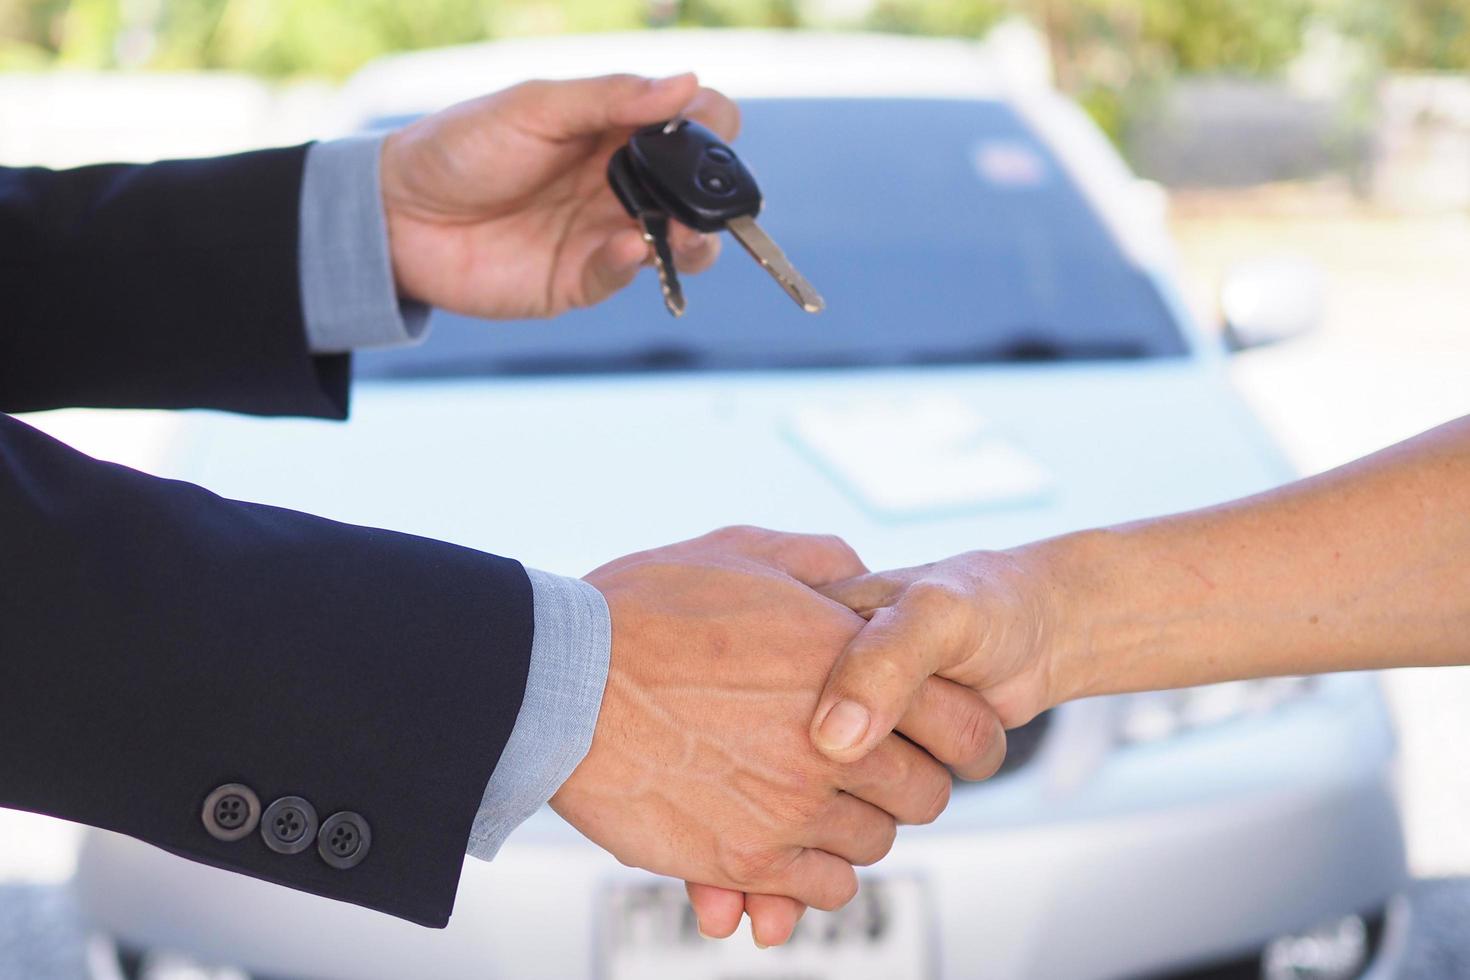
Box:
371 344 709 379
362 335 1152 381
906 335 1147 365
494 344 709 375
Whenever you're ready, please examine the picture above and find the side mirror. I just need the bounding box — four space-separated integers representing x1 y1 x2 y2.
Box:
1219 255 1324 351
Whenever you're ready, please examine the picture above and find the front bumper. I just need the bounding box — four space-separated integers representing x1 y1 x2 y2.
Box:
75 674 1407 980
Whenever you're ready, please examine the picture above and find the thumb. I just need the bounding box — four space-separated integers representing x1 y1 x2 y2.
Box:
810 588 973 763
525 72 700 138
818 568 916 617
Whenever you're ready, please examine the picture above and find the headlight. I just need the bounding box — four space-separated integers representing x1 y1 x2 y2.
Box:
1117 676 1316 744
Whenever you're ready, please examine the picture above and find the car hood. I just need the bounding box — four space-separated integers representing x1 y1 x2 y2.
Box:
151 359 1289 575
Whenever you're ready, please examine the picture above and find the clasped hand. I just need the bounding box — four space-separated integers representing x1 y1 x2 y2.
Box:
554 528 1008 946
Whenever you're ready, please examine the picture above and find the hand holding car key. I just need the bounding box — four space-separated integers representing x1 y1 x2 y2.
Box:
607 117 824 317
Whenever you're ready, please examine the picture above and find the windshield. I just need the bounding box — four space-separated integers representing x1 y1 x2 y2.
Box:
356 98 1187 380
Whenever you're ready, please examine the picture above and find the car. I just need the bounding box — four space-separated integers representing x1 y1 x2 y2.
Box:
68 28 1408 980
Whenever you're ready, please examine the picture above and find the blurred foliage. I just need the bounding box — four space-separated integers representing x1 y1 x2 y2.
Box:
0 0 798 74
868 0 1313 73
1340 0 1470 71
5 0 1467 78
668 0 801 28
1 0 1466 148
864 0 1008 37
859 0 1320 142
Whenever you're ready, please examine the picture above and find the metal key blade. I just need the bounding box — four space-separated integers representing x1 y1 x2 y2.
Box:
725 215 824 313
639 212 686 317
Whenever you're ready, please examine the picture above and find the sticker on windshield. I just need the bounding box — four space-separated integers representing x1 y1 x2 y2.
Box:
973 139 1048 188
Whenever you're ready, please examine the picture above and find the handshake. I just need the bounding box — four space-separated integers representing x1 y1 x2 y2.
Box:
6 57 1461 959
347 73 1470 943
553 525 1052 947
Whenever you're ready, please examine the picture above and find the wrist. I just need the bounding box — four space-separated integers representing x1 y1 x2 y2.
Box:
377 133 409 298
376 129 437 305
1035 520 1245 703
468 568 611 861
1010 527 1133 708
548 573 620 817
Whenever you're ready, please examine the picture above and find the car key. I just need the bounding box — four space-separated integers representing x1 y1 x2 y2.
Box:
607 144 686 317
608 118 824 314
626 118 823 313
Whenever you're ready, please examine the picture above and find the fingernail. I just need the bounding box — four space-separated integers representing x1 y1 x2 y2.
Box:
677 233 712 254
696 923 713 940
816 699 870 752
753 936 769 950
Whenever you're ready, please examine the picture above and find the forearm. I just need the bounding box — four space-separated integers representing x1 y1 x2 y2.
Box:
0 413 533 926
0 149 348 417
1053 415 1470 701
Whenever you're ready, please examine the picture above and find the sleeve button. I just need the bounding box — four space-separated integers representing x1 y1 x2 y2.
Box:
201 783 260 842
260 796 319 855
317 811 371 870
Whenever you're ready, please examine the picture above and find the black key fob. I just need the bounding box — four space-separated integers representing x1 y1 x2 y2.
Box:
627 119 763 233
603 117 823 315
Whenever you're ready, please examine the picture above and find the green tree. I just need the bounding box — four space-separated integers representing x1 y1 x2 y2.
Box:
672 0 802 28
1340 0 1470 70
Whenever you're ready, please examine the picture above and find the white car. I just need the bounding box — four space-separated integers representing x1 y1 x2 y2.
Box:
74 30 1408 980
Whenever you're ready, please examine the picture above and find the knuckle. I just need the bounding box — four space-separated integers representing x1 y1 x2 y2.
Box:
813 532 853 557
952 701 995 765
512 78 558 105
712 524 762 545
718 841 782 889
581 72 643 100
772 789 825 831
906 579 960 617
815 533 863 573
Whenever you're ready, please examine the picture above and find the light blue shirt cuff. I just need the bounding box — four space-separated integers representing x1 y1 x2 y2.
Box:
298 136 430 354
466 568 611 861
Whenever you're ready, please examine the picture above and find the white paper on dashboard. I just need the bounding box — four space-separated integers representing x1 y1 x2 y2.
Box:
789 397 1052 517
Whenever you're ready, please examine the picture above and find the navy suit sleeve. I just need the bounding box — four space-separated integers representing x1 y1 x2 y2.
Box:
0 414 535 926
0 148 538 925
0 146 348 417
